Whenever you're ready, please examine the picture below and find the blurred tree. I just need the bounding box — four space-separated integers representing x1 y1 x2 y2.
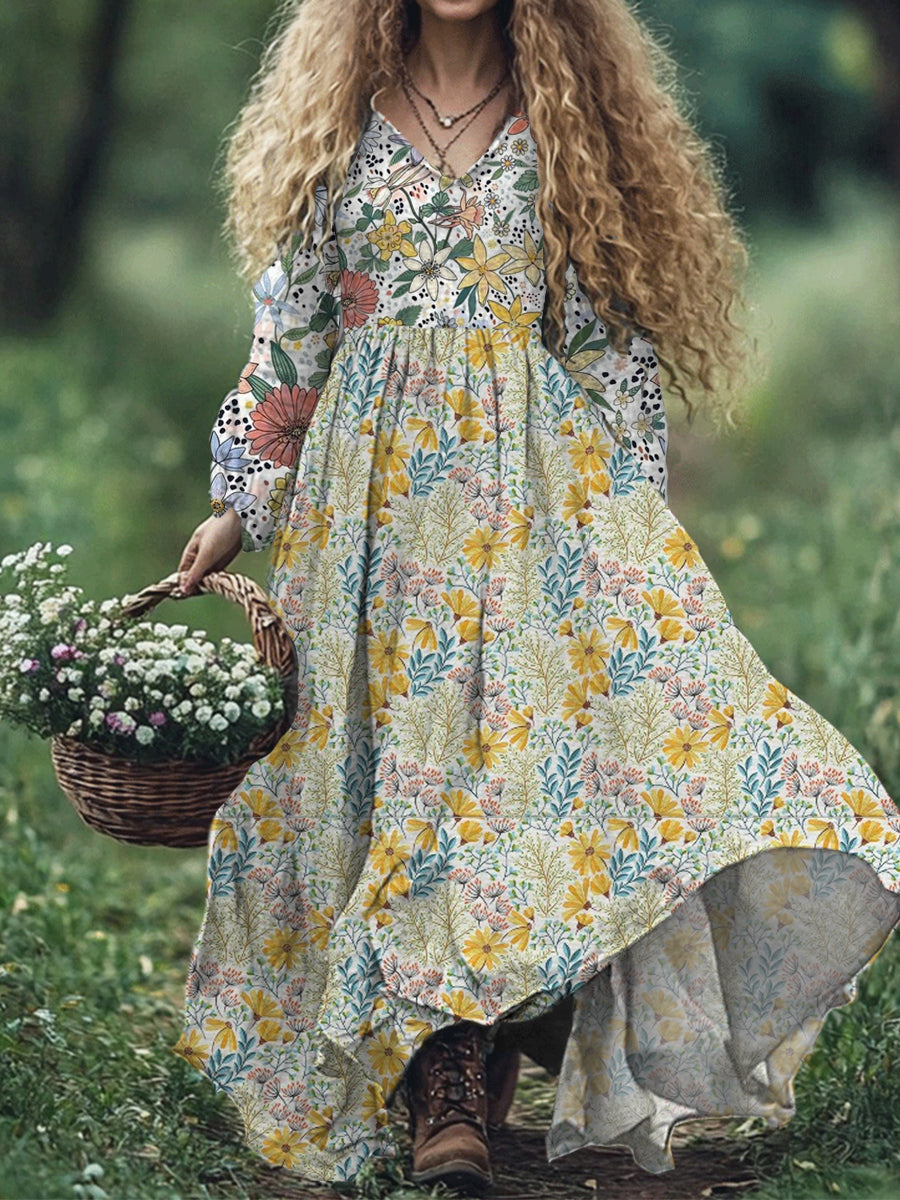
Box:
852 0 900 186
0 0 131 332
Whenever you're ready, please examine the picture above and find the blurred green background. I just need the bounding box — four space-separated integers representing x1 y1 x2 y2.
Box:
1 2 900 1198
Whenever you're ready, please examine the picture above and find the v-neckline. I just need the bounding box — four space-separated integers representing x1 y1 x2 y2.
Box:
370 104 515 186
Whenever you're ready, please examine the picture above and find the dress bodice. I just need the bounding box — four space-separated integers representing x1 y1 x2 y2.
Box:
331 104 548 331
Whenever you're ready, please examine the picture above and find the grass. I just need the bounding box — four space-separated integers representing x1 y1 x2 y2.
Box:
2 186 900 1198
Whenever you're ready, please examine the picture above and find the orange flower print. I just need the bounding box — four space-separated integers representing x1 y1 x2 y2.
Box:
246 382 319 467
340 269 378 328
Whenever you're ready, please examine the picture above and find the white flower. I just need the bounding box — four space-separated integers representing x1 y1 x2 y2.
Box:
408 242 456 300
66 720 83 736
224 686 241 700
195 704 212 723
67 688 84 702
208 714 228 732
135 726 155 745
50 564 65 575
251 700 271 719
39 688 50 702
56 545 73 557
189 682 206 697
223 702 241 723
124 697 139 713
89 710 104 727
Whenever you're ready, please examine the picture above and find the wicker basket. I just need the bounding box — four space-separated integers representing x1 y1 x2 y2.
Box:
49 570 298 849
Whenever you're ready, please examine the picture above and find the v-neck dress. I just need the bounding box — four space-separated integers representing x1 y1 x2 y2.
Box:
174 102 900 1184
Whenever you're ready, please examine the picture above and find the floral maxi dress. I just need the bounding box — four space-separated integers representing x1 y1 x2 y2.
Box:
174 102 900 1183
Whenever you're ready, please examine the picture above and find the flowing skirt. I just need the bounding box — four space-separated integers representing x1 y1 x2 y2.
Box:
174 325 900 1183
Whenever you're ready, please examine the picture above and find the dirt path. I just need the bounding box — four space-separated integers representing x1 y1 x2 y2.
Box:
207 1063 759 1200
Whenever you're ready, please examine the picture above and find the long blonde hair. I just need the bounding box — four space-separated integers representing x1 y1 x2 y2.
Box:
222 0 751 420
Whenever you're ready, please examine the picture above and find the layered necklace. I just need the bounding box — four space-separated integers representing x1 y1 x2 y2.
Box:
398 57 510 179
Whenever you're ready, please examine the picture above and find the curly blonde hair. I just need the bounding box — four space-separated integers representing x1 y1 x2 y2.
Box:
222 0 752 421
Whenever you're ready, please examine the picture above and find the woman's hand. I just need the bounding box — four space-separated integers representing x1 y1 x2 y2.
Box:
176 509 243 595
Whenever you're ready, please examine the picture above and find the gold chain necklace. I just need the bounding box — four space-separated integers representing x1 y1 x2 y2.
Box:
399 67 509 178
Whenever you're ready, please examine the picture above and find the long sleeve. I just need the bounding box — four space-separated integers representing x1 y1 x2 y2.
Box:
209 197 343 552
554 260 669 503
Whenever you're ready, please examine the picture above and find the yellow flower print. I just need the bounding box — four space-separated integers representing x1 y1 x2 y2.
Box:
363 675 394 725
262 927 306 970
508 906 534 951
361 1082 389 1128
370 630 411 676
762 680 795 726
463 525 510 570
462 726 508 770
267 474 290 516
266 730 306 771
307 1105 335 1150
508 506 534 549
407 817 439 852
607 816 639 852
662 725 710 770
309 905 335 950
443 587 482 642
367 1028 410 1080
663 526 702 569
206 1017 237 1053
807 817 839 850
606 614 638 650
562 876 609 925
366 209 417 261
568 429 613 476
308 705 333 750
567 631 611 678
261 1127 307 1168
210 816 237 852
457 236 510 305
373 429 412 477
173 1028 210 1068
499 228 544 286
641 988 690 1043
640 788 690 842
371 830 411 875
507 705 534 750
463 925 509 971
308 505 334 549
641 587 686 641
362 879 393 924
241 988 284 1025
487 295 541 348
463 330 510 370
443 788 485 843
708 705 734 750
274 527 304 571
568 830 611 876
561 678 605 726
841 789 895 844
366 473 392 521
407 415 439 451
442 989 486 1021
406 616 438 652
563 477 611 525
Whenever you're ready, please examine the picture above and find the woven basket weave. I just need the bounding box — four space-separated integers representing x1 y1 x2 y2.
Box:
49 570 298 849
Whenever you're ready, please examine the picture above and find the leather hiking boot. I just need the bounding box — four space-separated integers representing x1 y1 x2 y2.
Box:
406 1021 492 1193
486 1047 520 1130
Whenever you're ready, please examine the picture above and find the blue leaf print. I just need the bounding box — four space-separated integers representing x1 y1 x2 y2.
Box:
205 1027 259 1088
407 427 456 498
539 942 584 993
538 744 583 821
407 627 455 698
607 625 657 697
539 542 584 620
739 740 784 820
407 827 459 899
608 444 643 495
208 825 256 898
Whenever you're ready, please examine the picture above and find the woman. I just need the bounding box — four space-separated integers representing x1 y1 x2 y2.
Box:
173 0 900 1192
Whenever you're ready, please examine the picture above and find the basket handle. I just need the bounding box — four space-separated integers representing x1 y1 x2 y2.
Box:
115 571 296 678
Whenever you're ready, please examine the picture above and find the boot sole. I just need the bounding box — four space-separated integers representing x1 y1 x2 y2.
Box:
409 1159 492 1192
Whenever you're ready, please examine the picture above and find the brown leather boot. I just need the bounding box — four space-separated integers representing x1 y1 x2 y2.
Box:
406 1021 492 1193
485 1047 520 1130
